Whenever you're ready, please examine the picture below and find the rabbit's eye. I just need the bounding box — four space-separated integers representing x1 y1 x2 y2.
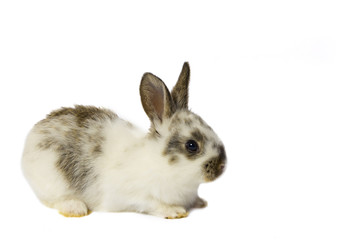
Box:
185 140 199 153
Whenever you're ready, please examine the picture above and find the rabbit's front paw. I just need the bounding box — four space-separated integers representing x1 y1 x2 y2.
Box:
152 205 189 219
165 207 189 219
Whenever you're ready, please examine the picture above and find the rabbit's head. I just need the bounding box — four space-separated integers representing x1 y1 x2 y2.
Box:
140 62 226 183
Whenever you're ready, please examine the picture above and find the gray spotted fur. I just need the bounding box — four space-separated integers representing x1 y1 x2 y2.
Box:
35 105 118 193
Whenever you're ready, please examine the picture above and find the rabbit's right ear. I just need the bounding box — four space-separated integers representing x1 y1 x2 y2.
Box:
140 73 176 123
171 62 190 110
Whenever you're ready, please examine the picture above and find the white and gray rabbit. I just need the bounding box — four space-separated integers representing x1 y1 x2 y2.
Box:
22 62 226 219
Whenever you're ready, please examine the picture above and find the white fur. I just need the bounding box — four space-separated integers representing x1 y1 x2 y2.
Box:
22 131 72 208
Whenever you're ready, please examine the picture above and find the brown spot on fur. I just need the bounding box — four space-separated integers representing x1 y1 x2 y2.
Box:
184 118 192 126
203 144 226 181
164 130 206 161
191 129 208 143
125 121 134 128
168 155 179 164
37 139 54 150
168 113 182 131
47 105 117 128
92 145 102 154
164 132 183 156
35 105 116 193
193 114 212 130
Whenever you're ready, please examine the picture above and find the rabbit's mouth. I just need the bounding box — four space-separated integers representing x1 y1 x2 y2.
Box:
202 145 226 182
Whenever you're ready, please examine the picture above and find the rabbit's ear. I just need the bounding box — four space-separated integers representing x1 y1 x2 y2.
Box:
171 62 190 110
140 73 176 123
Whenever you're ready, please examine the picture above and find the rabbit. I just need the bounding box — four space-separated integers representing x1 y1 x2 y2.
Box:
22 62 226 219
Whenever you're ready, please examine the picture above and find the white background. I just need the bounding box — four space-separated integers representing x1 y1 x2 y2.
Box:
1 0 359 239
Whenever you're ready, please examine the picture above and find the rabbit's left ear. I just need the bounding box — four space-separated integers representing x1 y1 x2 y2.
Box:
140 73 176 123
171 62 190 110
